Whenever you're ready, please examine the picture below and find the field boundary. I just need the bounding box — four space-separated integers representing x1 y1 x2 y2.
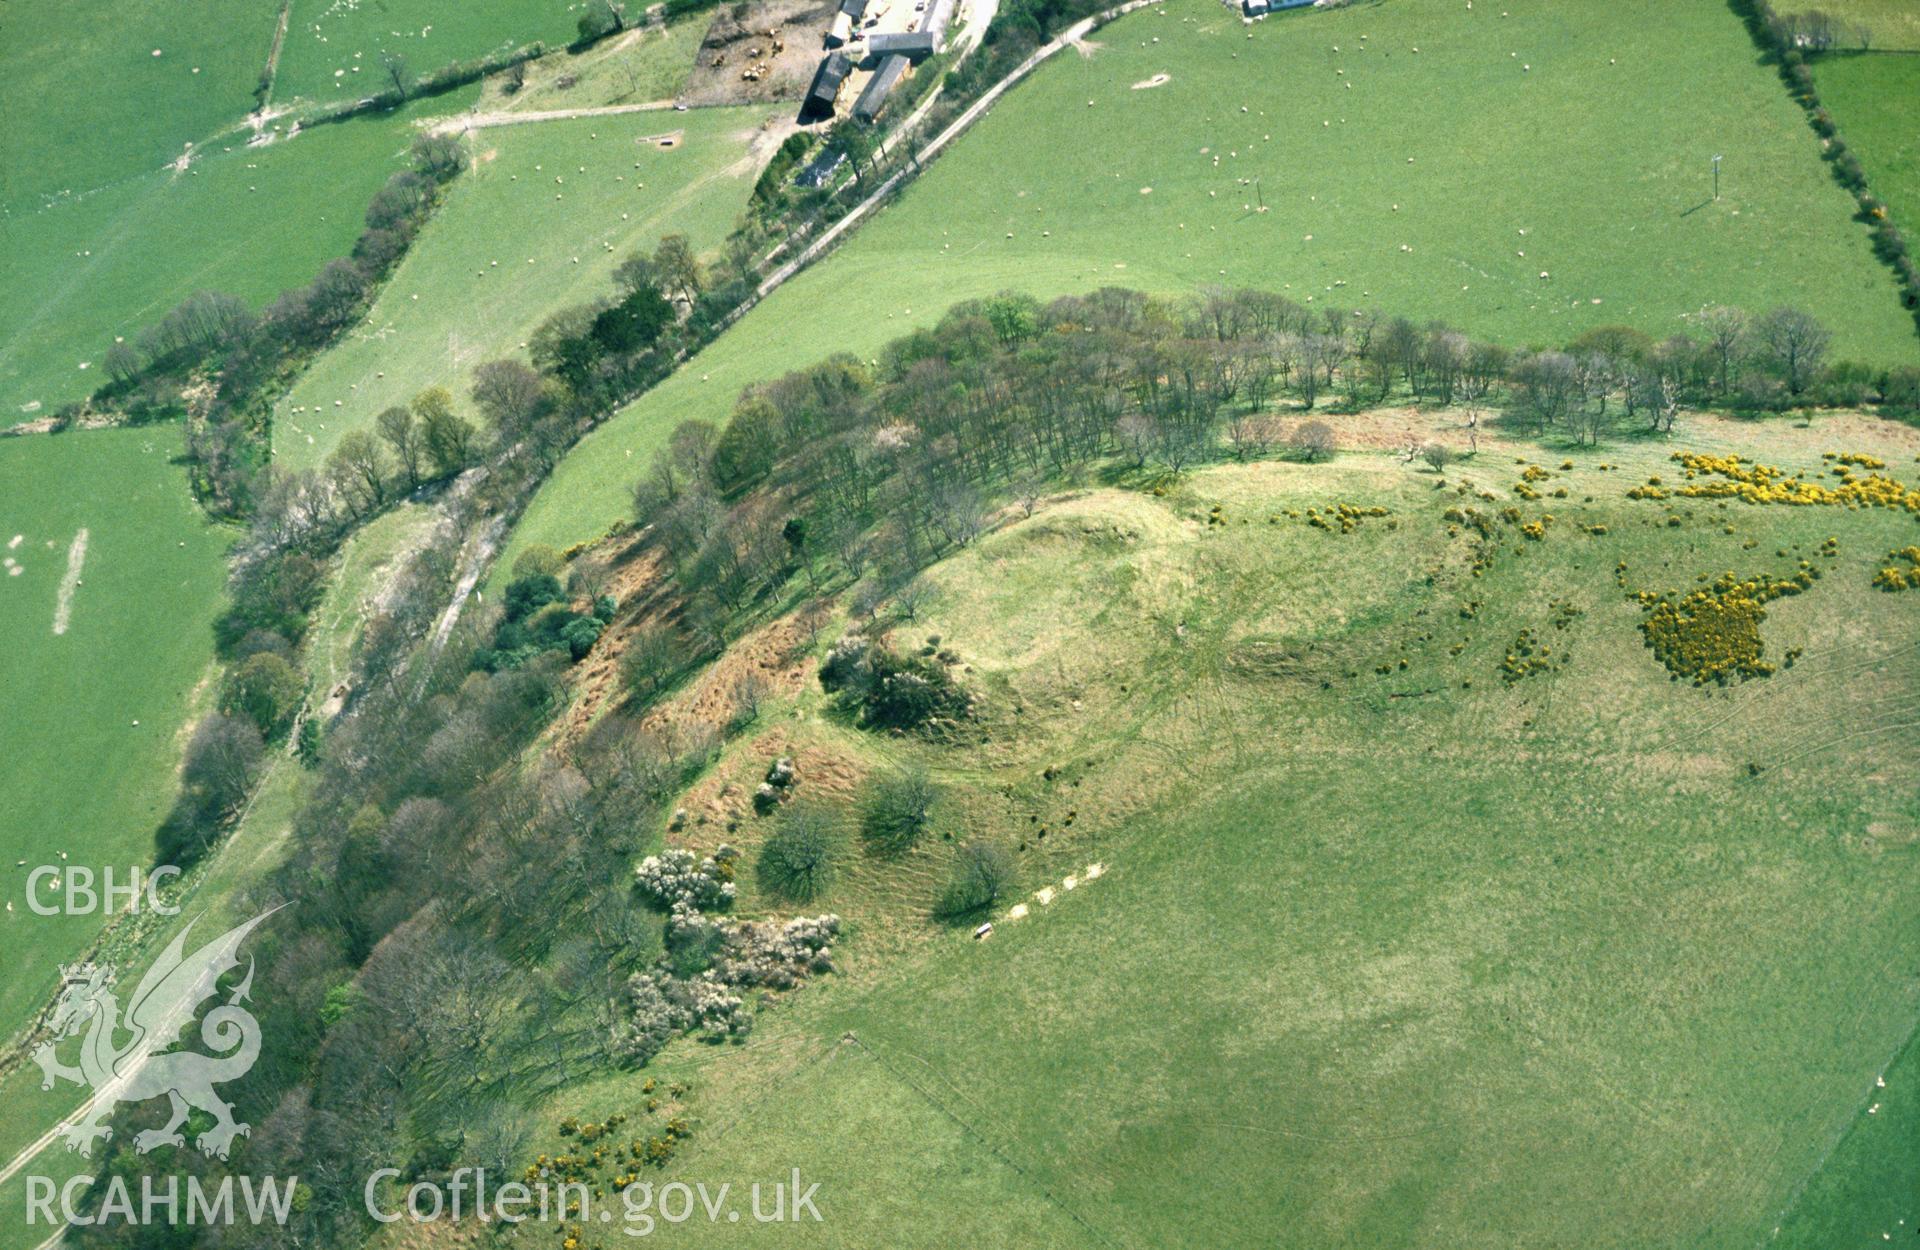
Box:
1731 0 1920 337
841 1032 1125 1248
427 98 684 135
1759 1007 1920 1243
257 0 294 109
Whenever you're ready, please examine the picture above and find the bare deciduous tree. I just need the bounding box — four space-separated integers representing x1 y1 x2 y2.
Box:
1754 306 1831 397
376 405 424 490
1290 420 1336 462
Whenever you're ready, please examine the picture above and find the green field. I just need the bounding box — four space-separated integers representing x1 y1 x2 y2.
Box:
1 92 470 420
273 105 778 469
486 415 1920 1247
474 19 707 114
1818 52 1920 229
0 0 275 211
503 0 1917 574
271 0 574 106
0 428 230 1038
1817 0 1920 49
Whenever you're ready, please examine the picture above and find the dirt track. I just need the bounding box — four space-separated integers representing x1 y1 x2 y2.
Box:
430 99 683 135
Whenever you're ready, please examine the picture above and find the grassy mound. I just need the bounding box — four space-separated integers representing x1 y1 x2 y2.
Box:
496 417 1920 1247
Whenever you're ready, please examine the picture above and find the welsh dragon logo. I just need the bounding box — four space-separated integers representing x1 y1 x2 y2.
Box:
32 910 276 1161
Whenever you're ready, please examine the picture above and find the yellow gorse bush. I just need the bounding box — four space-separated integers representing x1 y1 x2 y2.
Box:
1303 502 1391 534
1873 545 1920 592
1633 567 1818 685
1662 452 1920 512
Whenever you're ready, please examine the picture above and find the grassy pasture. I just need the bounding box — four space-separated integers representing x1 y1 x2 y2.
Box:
0 0 274 210
0 756 312 1250
1817 52 1920 229
273 106 779 470
271 0 575 106
1774 1016 1920 1247
1815 0 1920 49
1 92 467 419
490 414 1920 1247
502 0 1919 572
0 428 230 1040
474 20 708 114
0 481 417 1232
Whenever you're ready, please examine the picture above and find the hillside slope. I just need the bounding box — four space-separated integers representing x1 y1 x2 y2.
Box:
465 410 1920 1249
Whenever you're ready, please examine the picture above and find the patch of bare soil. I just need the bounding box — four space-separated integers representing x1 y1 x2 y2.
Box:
1289 404 1920 463
725 115 804 177
679 0 836 107
674 726 868 849
1690 408 1920 457
561 546 671 742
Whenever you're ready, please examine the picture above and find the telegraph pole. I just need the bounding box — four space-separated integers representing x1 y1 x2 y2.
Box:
1712 154 1722 201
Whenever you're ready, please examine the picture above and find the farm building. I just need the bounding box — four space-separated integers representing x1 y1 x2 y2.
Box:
865 30 938 61
854 53 911 121
802 51 853 120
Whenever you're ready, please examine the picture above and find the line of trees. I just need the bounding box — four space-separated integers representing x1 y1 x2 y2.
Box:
77 455 729 1247
1732 0 1920 334
77 132 468 516
618 285 1914 650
